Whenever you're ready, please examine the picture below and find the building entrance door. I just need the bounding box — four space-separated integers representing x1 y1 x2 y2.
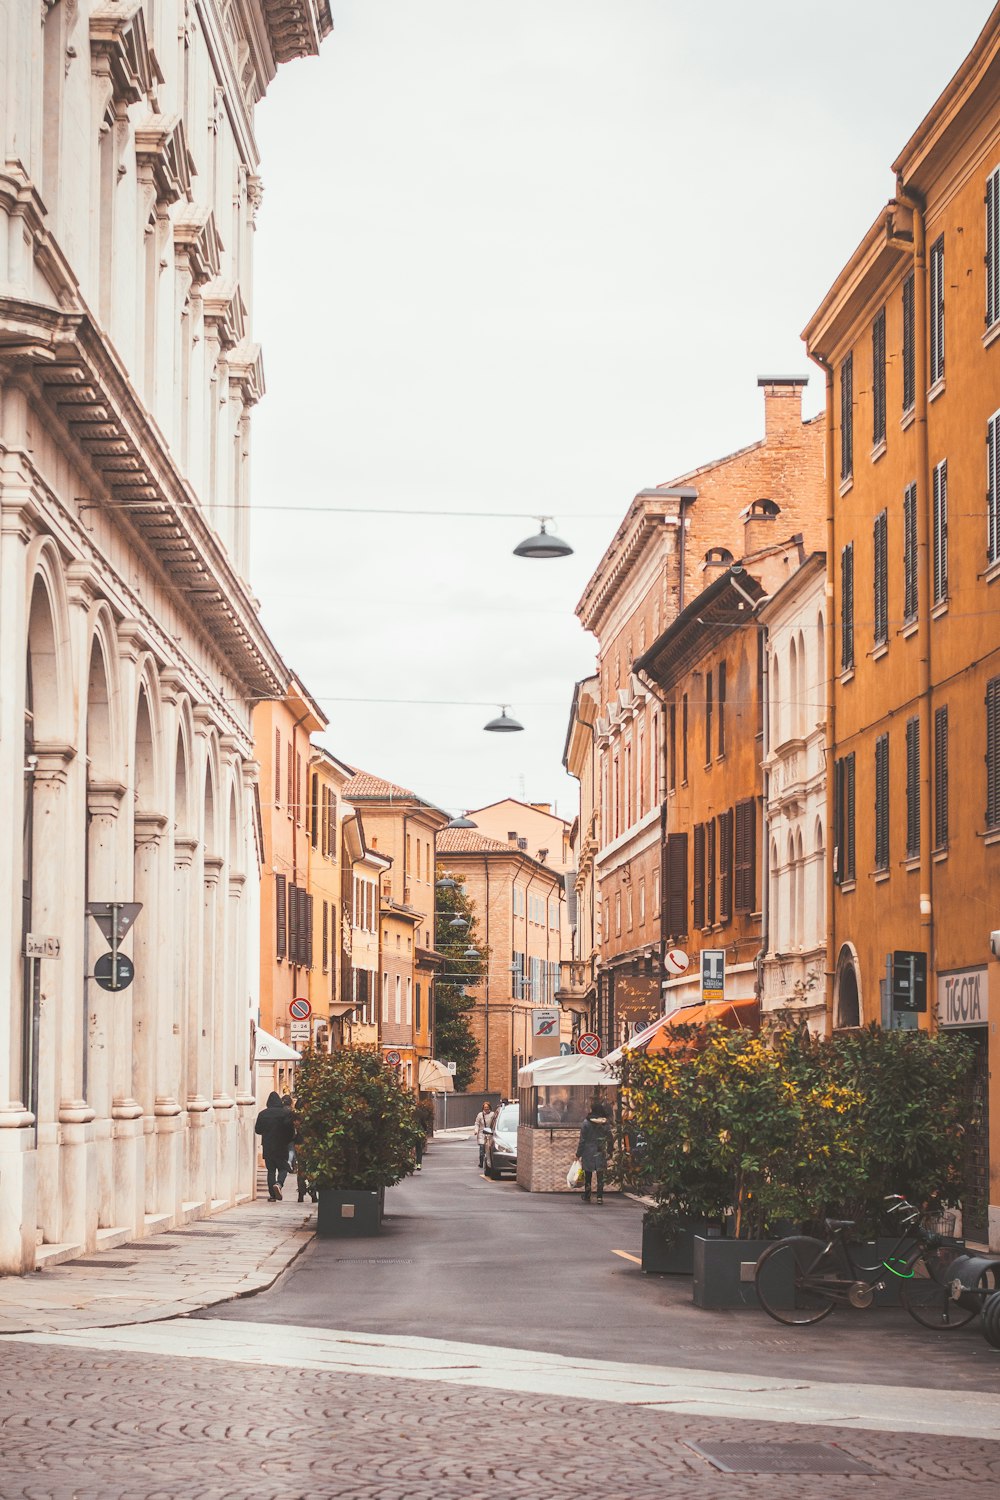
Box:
961 1029 990 1245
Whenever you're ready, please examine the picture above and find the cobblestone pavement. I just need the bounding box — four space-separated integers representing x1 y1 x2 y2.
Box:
0 1195 313 1335
2 1338 1000 1499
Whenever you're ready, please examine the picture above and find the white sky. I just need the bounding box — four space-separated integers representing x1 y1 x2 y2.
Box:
249 0 990 821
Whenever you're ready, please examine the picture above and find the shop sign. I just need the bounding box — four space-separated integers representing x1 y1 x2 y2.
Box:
938 967 990 1028
701 949 725 1003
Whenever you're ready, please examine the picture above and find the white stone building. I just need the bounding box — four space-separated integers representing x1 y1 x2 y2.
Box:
759 553 828 1031
0 0 331 1272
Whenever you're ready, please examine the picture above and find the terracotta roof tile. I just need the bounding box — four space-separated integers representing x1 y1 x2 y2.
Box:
437 829 514 854
342 770 418 801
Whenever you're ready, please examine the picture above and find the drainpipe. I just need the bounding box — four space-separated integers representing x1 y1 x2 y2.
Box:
635 667 671 1003
758 620 771 1010
895 179 935 1012
808 354 837 1040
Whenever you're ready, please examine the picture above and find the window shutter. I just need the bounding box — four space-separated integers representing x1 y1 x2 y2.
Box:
833 758 844 884
275 873 287 960
705 671 713 766
310 774 319 848
306 894 314 969
933 460 948 604
934 705 949 849
718 809 733 922
841 543 855 671
872 308 886 445
930 236 945 384
903 483 918 621
693 823 705 930
706 817 717 926
905 717 920 859
322 900 329 971
840 352 853 480
987 676 1000 829
734 798 756 913
845 753 856 882
989 413 1000 565
902 272 915 410
988 168 1000 330
873 511 888 646
668 704 677 792
875 734 890 871
718 660 727 757
665 833 688 939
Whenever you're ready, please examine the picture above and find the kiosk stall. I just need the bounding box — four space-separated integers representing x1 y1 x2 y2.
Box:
516 1052 620 1192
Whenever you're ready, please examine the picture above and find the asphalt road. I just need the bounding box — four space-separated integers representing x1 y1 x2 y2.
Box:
204 1132 1000 1393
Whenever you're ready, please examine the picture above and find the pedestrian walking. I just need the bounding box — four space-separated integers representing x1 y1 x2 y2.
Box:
255 1091 295 1201
574 1099 612 1204
473 1099 496 1170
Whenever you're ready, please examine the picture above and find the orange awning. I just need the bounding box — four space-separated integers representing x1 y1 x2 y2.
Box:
631 997 760 1055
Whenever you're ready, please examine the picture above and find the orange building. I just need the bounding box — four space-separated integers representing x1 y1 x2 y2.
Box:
437 829 567 1097
573 378 824 1048
803 7 1000 1246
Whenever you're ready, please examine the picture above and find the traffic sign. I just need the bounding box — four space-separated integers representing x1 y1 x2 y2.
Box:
385 1048 401 1066
892 951 928 1012
94 951 134 992
577 1032 602 1056
701 948 725 1003
664 947 689 976
86 902 143 945
289 1020 311 1041
289 997 312 1021
25 934 60 960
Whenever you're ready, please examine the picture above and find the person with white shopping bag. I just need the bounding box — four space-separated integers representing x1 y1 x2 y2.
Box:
573 1099 612 1204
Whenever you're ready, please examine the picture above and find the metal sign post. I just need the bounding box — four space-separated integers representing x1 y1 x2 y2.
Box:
25 935 60 1146
86 902 142 993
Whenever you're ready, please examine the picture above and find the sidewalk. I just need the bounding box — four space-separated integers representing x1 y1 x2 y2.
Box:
0 1193 314 1337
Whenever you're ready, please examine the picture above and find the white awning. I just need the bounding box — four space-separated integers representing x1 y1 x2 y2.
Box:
517 1053 619 1087
418 1058 455 1092
253 1027 301 1062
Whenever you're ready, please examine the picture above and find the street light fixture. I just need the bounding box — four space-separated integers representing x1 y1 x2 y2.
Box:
444 812 478 829
435 875 457 891
484 705 524 733
513 517 573 559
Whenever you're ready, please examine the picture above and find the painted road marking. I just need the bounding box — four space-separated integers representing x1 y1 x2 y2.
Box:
612 1249 642 1265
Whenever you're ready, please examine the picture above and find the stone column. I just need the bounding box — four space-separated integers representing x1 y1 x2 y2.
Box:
133 812 166 1219
174 834 199 1215
86 779 126 1230
202 853 224 1204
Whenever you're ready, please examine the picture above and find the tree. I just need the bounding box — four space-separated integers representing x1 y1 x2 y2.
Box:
432 873 485 1091
295 1046 424 1191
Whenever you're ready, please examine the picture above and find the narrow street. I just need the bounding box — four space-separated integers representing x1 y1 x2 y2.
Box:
5 1136 1000 1498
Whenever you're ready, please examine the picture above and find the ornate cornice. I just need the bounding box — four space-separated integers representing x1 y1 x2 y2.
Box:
135 114 194 207
228 341 264 406
173 207 223 289
203 279 247 352
90 0 153 109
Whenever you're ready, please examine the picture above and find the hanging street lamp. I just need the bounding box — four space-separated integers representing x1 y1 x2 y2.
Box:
483 704 524 733
444 812 478 829
513 517 573 559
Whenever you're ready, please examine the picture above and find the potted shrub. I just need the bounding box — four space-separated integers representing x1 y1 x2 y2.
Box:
295 1046 425 1237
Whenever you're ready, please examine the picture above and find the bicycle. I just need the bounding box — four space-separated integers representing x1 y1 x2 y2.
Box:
754 1195 993 1328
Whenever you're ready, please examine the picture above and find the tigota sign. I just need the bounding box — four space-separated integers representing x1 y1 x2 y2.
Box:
937 967 990 1028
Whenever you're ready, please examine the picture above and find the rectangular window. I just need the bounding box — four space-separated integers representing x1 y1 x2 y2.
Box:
717 659 726 757
289 882 299 964
322 900 329 971
903 271 915 411
626 884 633 930
310 773 319 849
692 823 706 930
705 671 713 766
274 730 281 805
987 166 1000 330
934 705 949 850
668 703 677 792
296 753 303 824
873 510 888 647
872 307 886 446
840 352 853 481
929 235 945 384
275 873 287 959
682 694 689 783
718 808 733 923
987 676 1000 830
933 459 948 604
382 972 389 1023
903 482 918 622
415 983 422 1033
406 977 412 1026
905 717 920 860
734 798 756 913
286 742 293 816
841 542 855 671
706 817 717 927
875 733 890 872
988 410 1000 565
834 753 856 884
665 833 687 939
614 892 621 935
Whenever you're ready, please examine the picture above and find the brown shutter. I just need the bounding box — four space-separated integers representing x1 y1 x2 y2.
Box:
322 900 329 971
665 833 688 939
310 774 319 848
275 873 287 960
288 882 299 965
306 894 314 969
987 677 1000 829
934 705 949 849
873 511 888 646
274 730 281 806
734 798 756 913
706 818 717 926
718 809 733 923
875 734 890 870
905 717 920 859
717 660 727 758
693 823 705 930
845 753 856 881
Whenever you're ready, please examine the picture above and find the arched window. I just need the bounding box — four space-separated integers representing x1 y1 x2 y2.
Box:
771 654 781 746
795 829 805 950
835 944 862 1028
787 832 797 950
748 498 781 519
703 547 735 568
796 631 807 736
814 817 825 939
788 638 798 740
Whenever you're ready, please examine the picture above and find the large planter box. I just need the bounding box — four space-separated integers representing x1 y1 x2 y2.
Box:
693 1235 793 1309
317 1189 382 1238
641 1218 723 1276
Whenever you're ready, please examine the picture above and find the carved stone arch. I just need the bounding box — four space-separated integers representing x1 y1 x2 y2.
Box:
25 540 72 746
85 604 124 784
201 731 222 859
132 656 163 814
834 942 862 1029
226 771 245 876
173 697 195 839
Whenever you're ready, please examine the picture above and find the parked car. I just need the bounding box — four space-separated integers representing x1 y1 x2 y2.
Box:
483 1102 519 1179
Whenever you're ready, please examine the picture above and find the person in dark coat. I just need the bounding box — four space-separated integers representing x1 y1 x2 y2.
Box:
575 1100 612 1205
255 1091 295 1201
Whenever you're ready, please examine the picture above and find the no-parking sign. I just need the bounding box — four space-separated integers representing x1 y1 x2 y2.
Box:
576 1032 602 1056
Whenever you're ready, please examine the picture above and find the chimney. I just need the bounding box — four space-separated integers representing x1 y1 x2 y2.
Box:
507 830 518 844
758 375 808 444
517 837 527 851
530 802 552 815
743 497 781 556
